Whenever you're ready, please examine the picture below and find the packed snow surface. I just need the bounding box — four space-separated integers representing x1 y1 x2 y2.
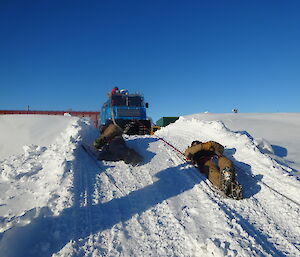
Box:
0 113 299 257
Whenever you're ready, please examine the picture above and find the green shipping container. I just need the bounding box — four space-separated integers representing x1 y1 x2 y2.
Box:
156 117 179 127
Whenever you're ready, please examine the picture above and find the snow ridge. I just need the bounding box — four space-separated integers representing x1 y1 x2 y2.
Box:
0 118 96 233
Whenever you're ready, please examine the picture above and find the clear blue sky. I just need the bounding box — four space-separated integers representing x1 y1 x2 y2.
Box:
1 0 299 122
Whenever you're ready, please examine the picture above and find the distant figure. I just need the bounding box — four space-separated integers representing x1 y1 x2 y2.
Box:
184 140 242 199
111 87 119 96
232 108 238 113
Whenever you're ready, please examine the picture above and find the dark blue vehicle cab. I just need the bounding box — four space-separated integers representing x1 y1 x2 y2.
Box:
100 91 151 135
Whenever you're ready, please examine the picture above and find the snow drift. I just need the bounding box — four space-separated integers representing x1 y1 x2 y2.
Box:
0 113 299 257
0 116 96 235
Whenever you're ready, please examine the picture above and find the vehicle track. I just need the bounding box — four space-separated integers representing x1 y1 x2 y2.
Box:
70 135 300 256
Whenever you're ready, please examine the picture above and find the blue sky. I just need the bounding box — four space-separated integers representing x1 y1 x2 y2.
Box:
1 0 299 122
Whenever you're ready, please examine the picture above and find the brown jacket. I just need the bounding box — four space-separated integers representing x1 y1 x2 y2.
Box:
184 141 224 159
218 156 233 170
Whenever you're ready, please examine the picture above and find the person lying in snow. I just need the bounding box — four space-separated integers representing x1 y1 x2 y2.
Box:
184 140 242 199
93 123 143 165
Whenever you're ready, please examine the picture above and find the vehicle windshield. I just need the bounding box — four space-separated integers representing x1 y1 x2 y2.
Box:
111 95 143 107
128 96 142 107
111 95 126 106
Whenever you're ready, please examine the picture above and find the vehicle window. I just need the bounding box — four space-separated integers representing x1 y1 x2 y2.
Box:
128 96 142 107
111 95 143 107
111 95 126 106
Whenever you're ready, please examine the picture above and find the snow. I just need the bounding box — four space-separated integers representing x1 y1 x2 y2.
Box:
184 112 300 174
0 115 81 159
0 113 300 257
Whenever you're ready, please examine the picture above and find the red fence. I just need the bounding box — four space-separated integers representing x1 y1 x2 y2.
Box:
0 110 100 128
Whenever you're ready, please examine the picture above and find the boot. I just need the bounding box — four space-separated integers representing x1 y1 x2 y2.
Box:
220 166 234 195
227 181 243 200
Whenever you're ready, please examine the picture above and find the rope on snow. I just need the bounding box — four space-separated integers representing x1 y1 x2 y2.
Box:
155 135 300 207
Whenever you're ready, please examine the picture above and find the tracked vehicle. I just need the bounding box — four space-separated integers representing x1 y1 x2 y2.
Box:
99 91 151 135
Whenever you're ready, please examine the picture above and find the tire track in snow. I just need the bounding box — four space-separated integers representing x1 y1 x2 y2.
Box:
72 147 98 256
91 171 121 257
93 140 200 256
131 140 208 256
71 133 299 256
74 149 135 256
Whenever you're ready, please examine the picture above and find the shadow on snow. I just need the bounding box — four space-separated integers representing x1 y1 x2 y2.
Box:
0 138 201 257
0 138 270 257
271 145 288 158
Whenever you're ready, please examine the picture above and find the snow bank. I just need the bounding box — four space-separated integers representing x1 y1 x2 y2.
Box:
156 116 300 202
0 115 97 235
0 115 79 159
185 112 300 173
